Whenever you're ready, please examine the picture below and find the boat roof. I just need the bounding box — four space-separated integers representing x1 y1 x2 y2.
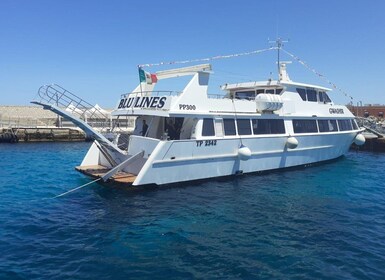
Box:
221 80 331 92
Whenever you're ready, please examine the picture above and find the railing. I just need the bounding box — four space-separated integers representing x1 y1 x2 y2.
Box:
120 90 181 99
36 84 111 129
208 94 226 99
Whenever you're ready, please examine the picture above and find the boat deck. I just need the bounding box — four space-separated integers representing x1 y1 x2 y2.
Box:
75 165 137 184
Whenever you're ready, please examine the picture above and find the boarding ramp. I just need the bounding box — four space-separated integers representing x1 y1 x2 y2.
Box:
32 84 124 155
35 84 111 128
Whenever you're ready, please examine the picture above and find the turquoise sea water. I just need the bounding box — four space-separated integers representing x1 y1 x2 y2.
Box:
0 142 385 279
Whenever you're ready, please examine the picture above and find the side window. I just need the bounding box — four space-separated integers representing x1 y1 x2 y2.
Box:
306 89 317 102
252 119 269 134
202 118 215 136
296 88 306 101
351 119 358 130
293 120 318 133
338 119 353 131
237 119 252 135
323 92 332 103
270 119 286 134
318 91 325 102
235 91 255 100
252 119 285 134
318 120 328 132
318 119 338 132
223 119 236 136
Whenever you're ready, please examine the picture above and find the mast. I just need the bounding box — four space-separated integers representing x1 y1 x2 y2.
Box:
269 38 288 81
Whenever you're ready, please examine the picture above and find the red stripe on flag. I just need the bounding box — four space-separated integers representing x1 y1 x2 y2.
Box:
151 74 158 84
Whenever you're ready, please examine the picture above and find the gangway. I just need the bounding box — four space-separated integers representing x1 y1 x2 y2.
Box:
35 84 111 126
31 84 125 155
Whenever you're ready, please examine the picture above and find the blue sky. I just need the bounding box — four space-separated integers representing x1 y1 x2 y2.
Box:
0 0 384 108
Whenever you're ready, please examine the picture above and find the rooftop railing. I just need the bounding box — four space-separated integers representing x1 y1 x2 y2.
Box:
120 91 181 99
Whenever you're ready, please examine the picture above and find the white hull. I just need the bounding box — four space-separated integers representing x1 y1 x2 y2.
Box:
79 131 357 186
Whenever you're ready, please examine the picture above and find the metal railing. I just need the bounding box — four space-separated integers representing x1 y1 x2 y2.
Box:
120 90 181 99
36 84 111 129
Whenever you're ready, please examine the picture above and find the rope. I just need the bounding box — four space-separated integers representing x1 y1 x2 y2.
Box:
138 47 277 68
51 178 102 198
281 48 354 101
231 98 244 146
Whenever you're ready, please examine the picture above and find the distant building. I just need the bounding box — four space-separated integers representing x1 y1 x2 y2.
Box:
347 104 385 118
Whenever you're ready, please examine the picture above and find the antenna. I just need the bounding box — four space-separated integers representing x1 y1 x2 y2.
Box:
268 38 289 81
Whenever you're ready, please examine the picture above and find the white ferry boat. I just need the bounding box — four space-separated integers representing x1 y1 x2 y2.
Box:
33 51 366 187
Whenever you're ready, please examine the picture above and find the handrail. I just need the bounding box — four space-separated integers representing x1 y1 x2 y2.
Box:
120 90 181 99
36 84 110 128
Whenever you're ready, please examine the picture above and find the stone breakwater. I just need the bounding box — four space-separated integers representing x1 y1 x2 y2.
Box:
0 127 86 143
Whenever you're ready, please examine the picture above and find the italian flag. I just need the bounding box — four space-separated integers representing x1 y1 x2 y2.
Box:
139 68 157 85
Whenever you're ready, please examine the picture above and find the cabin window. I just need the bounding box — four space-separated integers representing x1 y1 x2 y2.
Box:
351 119 358 130
223 119 236 136
306 89 317 102
202 118 215 136
266 89 275 94
322 92 332 103
270 119 286 134
252 119 285 134
338 119 353 131
235 91 255 100
296 88 307 101
256 89 265 95
237 119 252 135
293 119 318 133
252 119 269 134
276 88 283 95
318 119 338 132
318 92 325 102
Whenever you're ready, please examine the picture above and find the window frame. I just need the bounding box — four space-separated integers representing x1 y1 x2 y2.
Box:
202 118 215 137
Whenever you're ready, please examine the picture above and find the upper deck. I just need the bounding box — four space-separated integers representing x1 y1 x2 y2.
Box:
112 63 353 119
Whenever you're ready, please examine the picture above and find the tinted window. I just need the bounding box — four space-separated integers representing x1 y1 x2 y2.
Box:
252 119 285 134
318 119 338 132
252 119 270 134
338 119 353 131
351 119 358 130
270 119 285 134
306 89 317 102
323 92 331 103
266 89 275 94
223 119 236 136
318 92 325 102
256 89 265 95
276 88 283 95
237 119 251 135
235 91 255 100
296 88 306 101
293 120 318 133
202 118 215 136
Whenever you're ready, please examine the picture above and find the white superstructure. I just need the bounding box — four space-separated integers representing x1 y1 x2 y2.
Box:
71 60 365 186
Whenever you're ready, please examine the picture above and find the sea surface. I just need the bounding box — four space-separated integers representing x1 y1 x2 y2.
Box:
0 142 385 279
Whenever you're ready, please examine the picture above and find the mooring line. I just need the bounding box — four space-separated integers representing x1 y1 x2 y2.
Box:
51 178 102 199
